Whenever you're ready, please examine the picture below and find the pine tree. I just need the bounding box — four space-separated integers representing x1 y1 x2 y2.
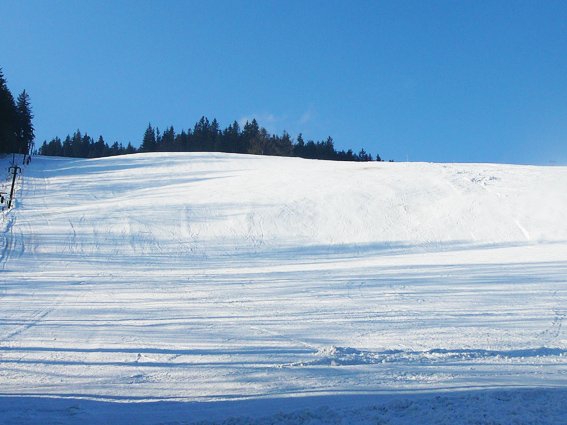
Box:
62 135 73 157
210 118 221 151
241 119 260 154
90 135 106 158
70 130 84 157
140 123 156 152
293 133 305 157
270 131 293 156
125 142 136 154
193 116 210 151
356 148 372 161
16 90 34 155
161 126 175 151
0 68 18 154
222 121 240 153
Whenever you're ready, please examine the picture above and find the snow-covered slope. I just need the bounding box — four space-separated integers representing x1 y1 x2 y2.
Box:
1 153 566 424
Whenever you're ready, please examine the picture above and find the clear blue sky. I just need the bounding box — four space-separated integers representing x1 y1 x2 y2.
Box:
1 0 566 164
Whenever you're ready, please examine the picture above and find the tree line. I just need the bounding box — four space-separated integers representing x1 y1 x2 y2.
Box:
39 132 136 158
40 117 383 162
2 66 384 162
0 68 34 156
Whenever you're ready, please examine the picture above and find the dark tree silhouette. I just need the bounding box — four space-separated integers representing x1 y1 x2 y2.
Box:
0 68 18 154
39 116 382 163
16 90 34 155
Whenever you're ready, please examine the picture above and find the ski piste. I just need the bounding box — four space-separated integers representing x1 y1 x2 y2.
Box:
1 153 566 424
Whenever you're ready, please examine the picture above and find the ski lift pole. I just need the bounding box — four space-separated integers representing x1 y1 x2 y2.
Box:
8 165 21 209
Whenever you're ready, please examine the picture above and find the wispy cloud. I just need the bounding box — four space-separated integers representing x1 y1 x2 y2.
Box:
237 108 317 136
299 107 315 125
238 112 287 133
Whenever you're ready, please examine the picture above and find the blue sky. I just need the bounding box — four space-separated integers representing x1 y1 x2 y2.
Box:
1 0 566 164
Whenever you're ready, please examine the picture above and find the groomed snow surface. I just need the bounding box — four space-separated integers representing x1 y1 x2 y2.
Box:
1 153 566 424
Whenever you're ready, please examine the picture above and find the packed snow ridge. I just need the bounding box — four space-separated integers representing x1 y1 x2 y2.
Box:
1 152 566 424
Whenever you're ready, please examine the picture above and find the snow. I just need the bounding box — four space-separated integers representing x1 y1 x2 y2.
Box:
1 152 566 424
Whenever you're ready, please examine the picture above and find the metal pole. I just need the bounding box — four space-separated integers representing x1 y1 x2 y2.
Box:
8 165 21 209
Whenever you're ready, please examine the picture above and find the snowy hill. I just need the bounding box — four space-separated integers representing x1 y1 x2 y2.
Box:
1 153 566 424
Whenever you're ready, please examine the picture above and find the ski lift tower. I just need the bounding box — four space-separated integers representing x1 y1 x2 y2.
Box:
8 165 21 209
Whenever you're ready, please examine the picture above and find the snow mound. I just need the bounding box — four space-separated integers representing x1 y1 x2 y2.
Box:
290 346 567 366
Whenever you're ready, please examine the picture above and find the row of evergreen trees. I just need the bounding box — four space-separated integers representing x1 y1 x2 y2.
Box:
0 68 34 155
39 132 136 159
4 59 381 163
40 117 382 162
139 117 379 161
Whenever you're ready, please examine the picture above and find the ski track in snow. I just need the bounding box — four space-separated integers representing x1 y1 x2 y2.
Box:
0 153 566 424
